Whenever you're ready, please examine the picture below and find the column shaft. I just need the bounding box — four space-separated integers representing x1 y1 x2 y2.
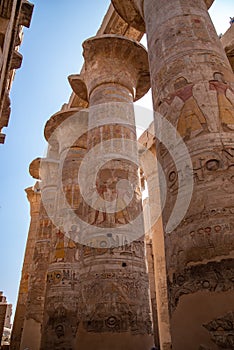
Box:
72 34 154 350
40 107 88 349
111 1 234 348
10 185 41 350
20 154 59 350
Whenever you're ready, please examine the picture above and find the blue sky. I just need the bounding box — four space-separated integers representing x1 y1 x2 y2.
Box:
0 0 233 317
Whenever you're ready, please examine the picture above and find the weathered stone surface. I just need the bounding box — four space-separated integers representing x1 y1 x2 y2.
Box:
0 298 7 346
40 102 89 349
203 311 234 349
82 34 150 104
0 0 34 144
19 152 59 350
19 1 34 28
112 0 234 349
0 0 14 20
10 186 41 350
111 0 215 32
29 157 41 180
56 34 154 349
68 74 88 103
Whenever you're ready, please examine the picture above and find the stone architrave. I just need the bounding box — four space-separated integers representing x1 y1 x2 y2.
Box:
69 34 154 350
111 0 234 349
10 184 41 350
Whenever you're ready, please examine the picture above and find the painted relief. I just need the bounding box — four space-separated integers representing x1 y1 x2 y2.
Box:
209 72 234 131
54 229 65 262
163 77 208 140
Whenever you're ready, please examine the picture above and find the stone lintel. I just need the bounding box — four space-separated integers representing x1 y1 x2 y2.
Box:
82 34 150 101
111 0 145 32
100 4 143 40
19 1 34 28
111 0 215 31
29 157 41 180
44 108 82 143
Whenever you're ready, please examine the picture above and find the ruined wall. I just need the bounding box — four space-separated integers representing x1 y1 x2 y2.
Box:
0 0 33 143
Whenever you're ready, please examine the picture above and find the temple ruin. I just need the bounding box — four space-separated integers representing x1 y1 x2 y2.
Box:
0 0 33 144
8 1 234 350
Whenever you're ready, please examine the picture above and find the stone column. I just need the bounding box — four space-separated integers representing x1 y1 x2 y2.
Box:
40 101 88 349
139 122 171 349
10 184 41 350
69 34 154 350
20 149 59 350
0 292 7 345
111 1 234 349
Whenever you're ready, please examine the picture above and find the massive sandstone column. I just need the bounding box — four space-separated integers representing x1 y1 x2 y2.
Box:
10 184 41 350
40 101 88 349
20 149 59 350
111 1 234 349
68 34 154 350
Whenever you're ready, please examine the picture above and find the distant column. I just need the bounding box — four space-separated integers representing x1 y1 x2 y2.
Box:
20 148 59 350
10 184 41 350
40 99 88 349
0 293 7 345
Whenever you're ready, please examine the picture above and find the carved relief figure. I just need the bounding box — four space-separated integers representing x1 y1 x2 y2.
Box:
66 225 78 262
115 180 131 224
164 77 208 140
209 72 234 131
90 185 106 225
54 229 65 262
21 273 29 293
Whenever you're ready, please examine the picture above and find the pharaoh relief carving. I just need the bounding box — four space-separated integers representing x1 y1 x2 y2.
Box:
162 77 209 140
158 72 234 140
209 72 234 132
52 226 80 263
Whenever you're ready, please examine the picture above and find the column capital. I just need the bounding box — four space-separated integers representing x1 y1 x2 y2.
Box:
25 186 41 214
29 157 41 180
44 108 81 143
111 0 215 31
29 157 59 188
25 186 40 201
82 34 150 101
44 108 88 154
68 74 88 103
